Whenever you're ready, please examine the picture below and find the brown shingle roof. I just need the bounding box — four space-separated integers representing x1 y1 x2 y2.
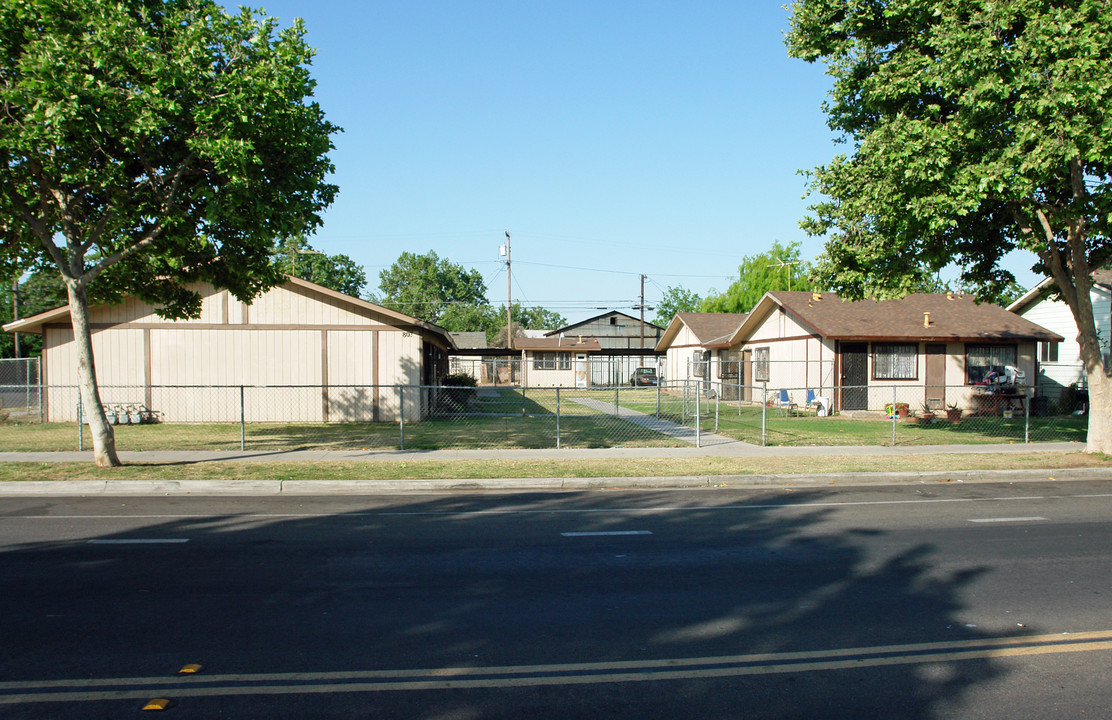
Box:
674 312 747 346
759 291 1062 342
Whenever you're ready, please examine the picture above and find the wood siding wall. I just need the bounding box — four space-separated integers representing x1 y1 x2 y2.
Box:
42 283 428 423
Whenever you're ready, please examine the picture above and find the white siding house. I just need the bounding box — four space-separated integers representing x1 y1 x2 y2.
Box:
1007 270 1112 403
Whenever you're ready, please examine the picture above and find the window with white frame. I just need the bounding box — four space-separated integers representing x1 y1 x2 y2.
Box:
965 344 1017 384
533 352 571 370
873 343 918 380
1040 341 1059 362
753 348 770 383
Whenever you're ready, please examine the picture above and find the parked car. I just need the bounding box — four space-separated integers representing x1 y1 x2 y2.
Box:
630 367 658 386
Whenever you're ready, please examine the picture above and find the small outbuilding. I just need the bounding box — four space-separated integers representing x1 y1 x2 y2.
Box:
513 336 601 388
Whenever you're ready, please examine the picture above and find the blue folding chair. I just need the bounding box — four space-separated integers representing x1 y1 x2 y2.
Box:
775 389 797 416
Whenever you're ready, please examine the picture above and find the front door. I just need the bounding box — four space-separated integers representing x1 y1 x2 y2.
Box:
575 354 589 387
925 344 946 410
841 342 868 410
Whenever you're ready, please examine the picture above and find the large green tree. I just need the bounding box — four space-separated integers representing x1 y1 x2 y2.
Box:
787 0 1112 453
653 285 702 327
375 250 488 325
0 0 338 466
701 241 814 314
273 236 366 297
2 268 68 358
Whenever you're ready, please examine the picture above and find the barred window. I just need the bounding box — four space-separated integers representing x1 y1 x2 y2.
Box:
966 344 1017 384
753 348 769 383
533 353 560 371
873 343 918 380
692 350 706 378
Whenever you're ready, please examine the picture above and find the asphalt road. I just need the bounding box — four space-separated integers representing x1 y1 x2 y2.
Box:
2 479 1111 718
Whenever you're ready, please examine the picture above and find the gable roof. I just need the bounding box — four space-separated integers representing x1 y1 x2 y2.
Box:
513 336 602 352
450 331 488 349
1008 270 1112 315
655 312 747 352
3 276 457 349
545 311 663 337
730 291 1062 345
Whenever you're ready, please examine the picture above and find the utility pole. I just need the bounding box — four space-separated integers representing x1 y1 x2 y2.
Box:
11 277 19 359
639 274 646 350
503 231 512 348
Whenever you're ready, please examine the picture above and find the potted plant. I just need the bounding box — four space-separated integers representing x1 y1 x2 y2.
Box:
946 402 962 423
919 403 935 423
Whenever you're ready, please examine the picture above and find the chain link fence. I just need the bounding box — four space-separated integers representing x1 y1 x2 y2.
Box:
0 379 1089 452
683 380 1088 447
0 358 40 421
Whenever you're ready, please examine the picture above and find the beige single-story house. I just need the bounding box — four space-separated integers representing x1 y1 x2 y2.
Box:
726 291 1063 413
3 276 455 423
654 313 746 391
513 336 601 388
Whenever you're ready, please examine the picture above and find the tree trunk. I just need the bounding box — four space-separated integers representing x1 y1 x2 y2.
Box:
1085 370 1112 454
65 282 120 467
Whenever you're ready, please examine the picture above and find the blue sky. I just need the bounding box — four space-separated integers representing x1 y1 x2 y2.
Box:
248 1 1040 324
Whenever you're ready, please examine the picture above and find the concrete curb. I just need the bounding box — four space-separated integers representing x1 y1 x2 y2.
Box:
0 467 1105 495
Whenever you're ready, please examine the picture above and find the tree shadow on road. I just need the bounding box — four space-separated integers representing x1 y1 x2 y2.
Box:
0 487 1048 719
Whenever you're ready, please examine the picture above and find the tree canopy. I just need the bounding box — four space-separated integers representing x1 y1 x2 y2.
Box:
652 285 702 327
375 251 487 325
372 251 566 345
786 0 1112 452
273 237 366 298
0 0 339 465
701 241 814 314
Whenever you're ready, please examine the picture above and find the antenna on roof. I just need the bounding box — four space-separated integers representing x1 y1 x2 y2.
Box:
767 256 802 292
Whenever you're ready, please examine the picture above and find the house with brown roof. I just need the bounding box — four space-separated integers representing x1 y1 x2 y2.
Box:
725 291 1062 413
654 312 747 397
513 336 602 388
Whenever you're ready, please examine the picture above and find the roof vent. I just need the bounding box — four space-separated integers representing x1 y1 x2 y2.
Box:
923 312 931 328
947 291 955 300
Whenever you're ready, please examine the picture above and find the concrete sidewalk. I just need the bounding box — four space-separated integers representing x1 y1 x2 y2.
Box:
0 441 1088 463
0 442 1104 496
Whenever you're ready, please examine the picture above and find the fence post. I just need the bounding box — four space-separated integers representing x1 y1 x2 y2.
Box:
556 387 561 449
695 382 701 448
614 385 620 417
240 385 246 451
399 386 405 450
656 379 661 418
77 393 83 452
761 384 768 447
891 385 898 447
1024 385 1031 444
715 383 720 433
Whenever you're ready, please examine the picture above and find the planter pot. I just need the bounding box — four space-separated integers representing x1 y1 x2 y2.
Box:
946 409 962 423
920 413 935 424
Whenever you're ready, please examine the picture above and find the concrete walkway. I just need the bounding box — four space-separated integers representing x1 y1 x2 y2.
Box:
569 396 736 447
0 441 1088 463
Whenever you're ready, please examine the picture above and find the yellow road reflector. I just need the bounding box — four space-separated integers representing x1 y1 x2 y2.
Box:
178 664 203 675
142 698 171 711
